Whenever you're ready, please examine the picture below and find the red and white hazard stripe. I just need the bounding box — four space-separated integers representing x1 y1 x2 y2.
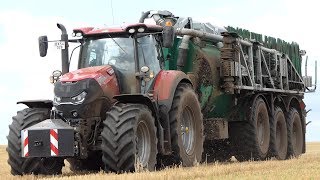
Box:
50 129 59 156
21 130 29 157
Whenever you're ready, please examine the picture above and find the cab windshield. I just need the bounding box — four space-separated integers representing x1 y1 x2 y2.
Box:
79 37 135 73
79 35 161 93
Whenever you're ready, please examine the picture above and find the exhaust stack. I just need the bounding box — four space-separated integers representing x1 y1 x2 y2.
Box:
57 23 69 75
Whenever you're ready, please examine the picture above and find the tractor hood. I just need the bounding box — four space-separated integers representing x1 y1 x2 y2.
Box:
60 66 115 82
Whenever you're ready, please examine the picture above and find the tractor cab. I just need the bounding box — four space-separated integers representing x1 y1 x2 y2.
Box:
74 24 164 94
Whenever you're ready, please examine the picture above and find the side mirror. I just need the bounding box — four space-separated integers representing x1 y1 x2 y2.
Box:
38 36 48 57
163 26 175 48
50 70 62 84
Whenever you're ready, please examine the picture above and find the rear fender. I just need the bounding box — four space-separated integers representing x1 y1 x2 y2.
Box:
17 100 53 109
151 70 192 155
152 70 192 110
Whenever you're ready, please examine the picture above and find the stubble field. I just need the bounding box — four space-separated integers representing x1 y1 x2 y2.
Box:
0 143 319 179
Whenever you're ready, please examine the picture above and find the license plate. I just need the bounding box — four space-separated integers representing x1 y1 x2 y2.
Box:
54 41 65 50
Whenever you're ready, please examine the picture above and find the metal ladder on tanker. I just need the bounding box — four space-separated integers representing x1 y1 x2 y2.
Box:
220 32 307 95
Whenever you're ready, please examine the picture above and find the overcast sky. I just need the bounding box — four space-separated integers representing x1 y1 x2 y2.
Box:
0 0 319 143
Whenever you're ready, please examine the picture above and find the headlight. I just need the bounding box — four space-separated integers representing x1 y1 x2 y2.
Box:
71 91 87 105
53 95 61 105
138 27 145 33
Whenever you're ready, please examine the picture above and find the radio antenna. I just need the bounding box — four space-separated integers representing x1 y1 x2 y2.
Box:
110 0 115 24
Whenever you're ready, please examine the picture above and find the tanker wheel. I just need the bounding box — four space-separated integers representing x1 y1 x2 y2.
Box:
7 108 64 175
166 83 203 166
101 104 157 172
67 152 102 172
268 107 287 160
286 108 303 158
231 97 270 161
202 139 232 163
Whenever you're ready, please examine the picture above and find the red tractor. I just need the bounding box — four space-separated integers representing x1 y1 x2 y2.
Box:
7 11 204 175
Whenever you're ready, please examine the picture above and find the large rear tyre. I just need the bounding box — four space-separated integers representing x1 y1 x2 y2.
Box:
286 108 303 158
101 104 157 173
230 97 270 161
167 83 203 166
268 107 287 160
7 108 64 175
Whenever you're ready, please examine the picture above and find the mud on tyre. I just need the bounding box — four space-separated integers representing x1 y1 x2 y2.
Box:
101 103 157 172
230 97 270 161
268 106 287 160
165 83 204 166
286 108 303 158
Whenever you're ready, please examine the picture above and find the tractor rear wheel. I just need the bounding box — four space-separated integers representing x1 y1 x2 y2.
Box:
268 107 287 160
7 108 64 175
167 83 203 166
286 108 303 158
230 97 270 161
101 104 157 172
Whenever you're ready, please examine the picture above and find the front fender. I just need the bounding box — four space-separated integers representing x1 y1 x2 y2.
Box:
17 100 53 109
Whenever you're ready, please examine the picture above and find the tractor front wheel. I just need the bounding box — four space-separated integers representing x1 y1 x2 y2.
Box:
101 104 157 172
7 108 64 175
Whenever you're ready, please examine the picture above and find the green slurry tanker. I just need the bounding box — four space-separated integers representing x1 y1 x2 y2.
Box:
7 10 317 175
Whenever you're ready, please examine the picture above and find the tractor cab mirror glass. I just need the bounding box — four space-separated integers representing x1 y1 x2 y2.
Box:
163 26 175 48
52 70 62 77
38 36 48 57
50 70 62 84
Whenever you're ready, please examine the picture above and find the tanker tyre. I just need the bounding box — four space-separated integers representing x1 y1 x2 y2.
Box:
286 108 303 158
168 83 204 166
101 104 157 173
230 97 270 161
268 107 287 160
6 108 64 175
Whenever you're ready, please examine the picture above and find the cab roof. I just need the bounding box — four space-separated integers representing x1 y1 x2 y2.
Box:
73 23 163 37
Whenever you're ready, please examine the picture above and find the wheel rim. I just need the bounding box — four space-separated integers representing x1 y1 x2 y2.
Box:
136 121 151 166
256 102 269 153
292 115 302 155
293 122 297 152
276 119 287 154
181 106 195 155
276 122 282 151
257 113 265 146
